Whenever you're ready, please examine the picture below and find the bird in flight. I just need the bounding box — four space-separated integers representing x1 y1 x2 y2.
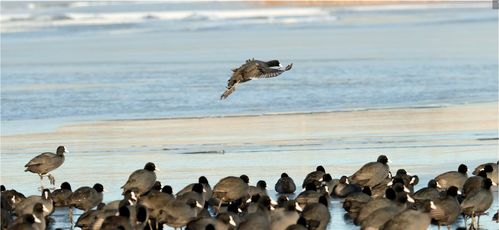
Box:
220 59 293 100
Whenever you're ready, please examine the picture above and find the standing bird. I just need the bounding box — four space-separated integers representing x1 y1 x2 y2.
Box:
220 59 293 100
349 155 390 188
461 178 494 229
24 146 67 188
212 176 249 213
302 166 326 189
434 163 468 191
51 182 73 207
68 183 105 225
122 162 158 196
429 186 461 229
472 161 498 185
15 189 53 217
275 173 296 194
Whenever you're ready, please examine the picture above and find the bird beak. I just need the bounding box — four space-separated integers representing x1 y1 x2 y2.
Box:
388 159 392 163
131 191 137 201
403 186 411 193
229 215 236 226
457 190 462 195
387 181 393 186
203 188 207 193
324 186 329 193
271 199 278 206
196 201 203 208
246 198 252 203
318 178 323 182
103 188 108 192
493 181 498 186
295 202 303 212
345 179 350 185
430 201 437 210
155 167 160 172
270 206 275 211
407 195 415 203
436 182 442 188
43 205 50 213
33 215 42 223
237 208 242 213
279 64 283 69
410 177 416 185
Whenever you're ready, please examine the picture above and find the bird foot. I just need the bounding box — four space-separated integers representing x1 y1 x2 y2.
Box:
69 207 74 226
48 174 56 186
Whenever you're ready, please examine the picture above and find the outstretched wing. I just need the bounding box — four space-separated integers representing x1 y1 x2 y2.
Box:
249 63 293 79
220 81 240 100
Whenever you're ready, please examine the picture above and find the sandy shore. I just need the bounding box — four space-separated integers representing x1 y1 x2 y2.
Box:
1 102 498 229
2 102 497 152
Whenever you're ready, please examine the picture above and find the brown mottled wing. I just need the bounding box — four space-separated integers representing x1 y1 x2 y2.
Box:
220 64 246 100
220 80 240 100
249 63 293 79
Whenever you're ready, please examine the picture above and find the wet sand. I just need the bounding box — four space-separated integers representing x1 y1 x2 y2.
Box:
1 102 498 229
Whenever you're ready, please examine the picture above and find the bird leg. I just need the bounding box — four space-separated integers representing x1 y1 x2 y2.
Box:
38 174 45 191
48 174 56 188
469 211 476 230
477 213 481 229
68 207 74 226
216 198 224 215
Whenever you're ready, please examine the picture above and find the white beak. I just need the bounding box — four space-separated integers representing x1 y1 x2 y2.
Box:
155 167 160 172
270 206 275 211
246 198 252 203
43 205 50 213
387 181 393 186
457 190 462 195
33 215 42 223
436 181 442 188
229 215 236 226
430 201 437 210
203 188 207 193
196 201 203 208
403 186 411 193
410 177 416 185
279 64 283 68
493 181 498 186
295 202 303 212
388 159 392 163
406 195 415 203
318 178 323 182
270 199 278 206
324 186 329 194
345 179 350 185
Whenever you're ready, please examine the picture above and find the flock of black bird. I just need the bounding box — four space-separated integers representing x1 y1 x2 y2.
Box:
1 146 498 230
1 60 498 229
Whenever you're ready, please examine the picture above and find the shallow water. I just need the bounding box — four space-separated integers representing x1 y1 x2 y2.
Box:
1 1 498 230
1 1 497 134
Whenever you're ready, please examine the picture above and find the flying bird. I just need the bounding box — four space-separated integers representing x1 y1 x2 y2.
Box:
220 59 292 100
